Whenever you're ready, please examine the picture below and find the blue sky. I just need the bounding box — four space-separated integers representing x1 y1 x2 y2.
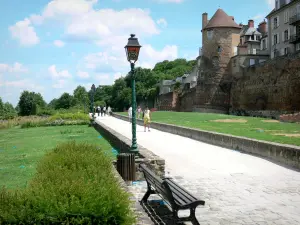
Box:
0 0 274 106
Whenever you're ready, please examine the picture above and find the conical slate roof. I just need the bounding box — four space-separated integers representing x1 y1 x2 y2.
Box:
204 9 241 30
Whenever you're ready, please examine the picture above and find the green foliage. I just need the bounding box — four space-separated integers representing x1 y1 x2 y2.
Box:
0 98 17 120
18 91 46 116
0 142 135 225
49 112 89 121
55 93 75 109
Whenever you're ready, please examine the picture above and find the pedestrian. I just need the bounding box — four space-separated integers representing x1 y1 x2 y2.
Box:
100 105 104 117
97 106 100 117
107 106 112 116
143 107 151 132
128 106 132 122
137 106 142 119
103 105 106 116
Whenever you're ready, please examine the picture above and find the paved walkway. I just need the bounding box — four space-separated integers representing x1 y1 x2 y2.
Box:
95 116 300 225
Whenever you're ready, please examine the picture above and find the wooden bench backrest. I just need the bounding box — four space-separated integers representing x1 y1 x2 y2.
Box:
140 164 176 207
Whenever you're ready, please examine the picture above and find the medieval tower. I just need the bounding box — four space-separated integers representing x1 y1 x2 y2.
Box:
195 9 241 113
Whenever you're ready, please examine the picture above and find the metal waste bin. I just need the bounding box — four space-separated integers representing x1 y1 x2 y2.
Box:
117 153 136 181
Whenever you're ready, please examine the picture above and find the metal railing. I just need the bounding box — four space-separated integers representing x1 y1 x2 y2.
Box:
289 13 300 25
290 34 300 43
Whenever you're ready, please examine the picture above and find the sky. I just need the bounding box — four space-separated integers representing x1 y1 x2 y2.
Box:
0 0 275 106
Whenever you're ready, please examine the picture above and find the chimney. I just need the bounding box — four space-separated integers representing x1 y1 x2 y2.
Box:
230 16 234 21
248 19 254 28
258 20 267 34
202 13 208 30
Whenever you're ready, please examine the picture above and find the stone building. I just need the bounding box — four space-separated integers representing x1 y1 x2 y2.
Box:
266 0 300 58
230 20 269 76
194 8 241 113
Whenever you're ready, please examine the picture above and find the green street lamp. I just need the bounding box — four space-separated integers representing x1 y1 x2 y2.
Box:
125 34 142 153
91 84 96 120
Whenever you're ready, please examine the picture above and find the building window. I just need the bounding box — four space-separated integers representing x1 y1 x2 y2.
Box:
207 30 213 40
284 10 289 23
296 43 300 51
233 46 238 56
274 34 278 45
284 30 289 41
250 59 255 66
217 46 222 53
273 17 278 29
284 47 289 55
262 39 266 49
256 35 260 41
233 59 236 67
253 49 257 54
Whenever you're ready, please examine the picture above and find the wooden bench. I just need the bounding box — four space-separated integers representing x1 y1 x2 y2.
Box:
139 164 205 225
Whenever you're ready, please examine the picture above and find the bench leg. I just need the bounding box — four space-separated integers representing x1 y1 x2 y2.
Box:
141 187 155 202
190 208 200 225
172 210 179 225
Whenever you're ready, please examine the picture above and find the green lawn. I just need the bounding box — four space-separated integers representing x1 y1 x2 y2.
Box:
120 111 300 146
0 125 112 189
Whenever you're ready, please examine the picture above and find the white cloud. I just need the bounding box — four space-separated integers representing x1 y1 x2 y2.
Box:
0 62 28 73
157 18 167 28
77 71 89 79
0 79 44 92
266 0 275 9
83 44 178 73
52 79 66 88
48 65 72 79
53 40 65 47
12 0 160 47
9 18 39 46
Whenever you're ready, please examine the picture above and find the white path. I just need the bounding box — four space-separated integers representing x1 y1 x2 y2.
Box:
96 116 300 225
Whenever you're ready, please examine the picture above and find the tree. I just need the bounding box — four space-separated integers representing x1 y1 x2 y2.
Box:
18 91 37 116
3 102 17 119
0 97 4 118
56 93 74 109
73 85 89 112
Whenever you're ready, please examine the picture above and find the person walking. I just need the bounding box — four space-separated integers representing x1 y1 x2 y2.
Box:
143 107 151 132
107 106 112 116
103 106 107 116
97 106 100 117
100 105 104 117
137 106 142 119
128 106 132 122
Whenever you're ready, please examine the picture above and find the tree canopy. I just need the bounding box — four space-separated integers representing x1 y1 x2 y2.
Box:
0 57 196 117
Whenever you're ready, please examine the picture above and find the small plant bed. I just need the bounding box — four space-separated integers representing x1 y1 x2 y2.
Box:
0 112 90 130
119 111 300 146
0 125 113 189
0 142 135 225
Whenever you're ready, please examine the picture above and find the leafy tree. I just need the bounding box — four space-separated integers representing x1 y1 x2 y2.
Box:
3 102 17 119
18 91 37 116
0 97 4 118
73 86 89 112
56 93 74 109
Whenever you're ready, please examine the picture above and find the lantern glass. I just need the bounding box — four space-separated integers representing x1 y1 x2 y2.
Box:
124 34 142 63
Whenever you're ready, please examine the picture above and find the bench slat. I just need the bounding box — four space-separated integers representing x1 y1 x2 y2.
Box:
165 178 199 201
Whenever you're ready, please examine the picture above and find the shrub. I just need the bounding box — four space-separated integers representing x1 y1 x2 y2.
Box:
0 142 135 225
49 112 89 121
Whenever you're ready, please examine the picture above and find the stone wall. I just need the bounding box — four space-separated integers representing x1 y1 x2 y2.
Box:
231 54 300 115
93 121 165 179
179 88 196 112
279 112 300 123
113 113 300 170
157 92 178 111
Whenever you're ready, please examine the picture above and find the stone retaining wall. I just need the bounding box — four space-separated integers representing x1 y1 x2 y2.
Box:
113 114 300 170
279 112 300 123
93 121 165 179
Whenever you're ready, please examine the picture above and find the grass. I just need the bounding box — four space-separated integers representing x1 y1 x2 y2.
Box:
0 125 112 189
120 111 300 146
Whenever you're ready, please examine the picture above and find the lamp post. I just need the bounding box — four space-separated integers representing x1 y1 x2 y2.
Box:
91 84 96 120
125 34 142 153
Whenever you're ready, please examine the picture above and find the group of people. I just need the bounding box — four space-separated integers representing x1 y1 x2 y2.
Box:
128 106 151 132
94 105 112 117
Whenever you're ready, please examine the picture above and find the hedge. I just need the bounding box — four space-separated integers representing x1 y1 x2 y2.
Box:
0 142 135 225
